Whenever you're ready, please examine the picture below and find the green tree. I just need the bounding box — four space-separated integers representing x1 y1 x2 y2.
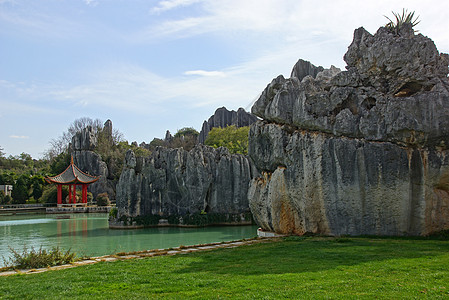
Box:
174 127 199 138
169 127 199 151
12 175 29 204
31 175 45 201
149 138 166 150
205 125 250 154
49 152 71 176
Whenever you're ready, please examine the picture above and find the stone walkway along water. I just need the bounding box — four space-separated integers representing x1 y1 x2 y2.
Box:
0 237 273 277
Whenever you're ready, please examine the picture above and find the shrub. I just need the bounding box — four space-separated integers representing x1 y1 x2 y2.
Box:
133 214 161 226
87 192 93 203
96 192 110 206
109 207 118 218
75 191 93 203
3 246 77 270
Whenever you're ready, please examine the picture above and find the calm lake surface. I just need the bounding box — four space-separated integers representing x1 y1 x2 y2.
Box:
0 213 257 266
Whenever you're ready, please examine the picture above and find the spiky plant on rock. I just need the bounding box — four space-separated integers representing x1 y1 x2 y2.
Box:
384 8 420 34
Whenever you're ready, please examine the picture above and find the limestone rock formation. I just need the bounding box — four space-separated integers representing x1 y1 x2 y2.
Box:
290 58 324 81
72 122 116 200
248 25 449 236
198 107 258 144
115 144 258 222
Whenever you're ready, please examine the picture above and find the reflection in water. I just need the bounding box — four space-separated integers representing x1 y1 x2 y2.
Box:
0 213 257 266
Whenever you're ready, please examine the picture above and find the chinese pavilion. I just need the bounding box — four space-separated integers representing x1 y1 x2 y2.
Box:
45 157 100 206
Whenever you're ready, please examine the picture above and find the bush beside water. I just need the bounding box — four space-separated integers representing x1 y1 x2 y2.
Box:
1 246 77 271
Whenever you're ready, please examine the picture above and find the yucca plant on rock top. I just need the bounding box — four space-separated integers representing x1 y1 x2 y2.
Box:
384 8 420 34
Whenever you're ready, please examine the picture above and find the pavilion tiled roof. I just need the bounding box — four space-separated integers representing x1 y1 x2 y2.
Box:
45 157 100 184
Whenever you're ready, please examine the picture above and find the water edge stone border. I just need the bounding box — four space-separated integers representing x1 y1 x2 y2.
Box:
0 237 277 277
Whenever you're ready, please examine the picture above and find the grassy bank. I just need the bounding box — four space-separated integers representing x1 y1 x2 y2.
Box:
1 236 448 299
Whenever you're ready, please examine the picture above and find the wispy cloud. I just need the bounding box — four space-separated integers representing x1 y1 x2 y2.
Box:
184 70 225 77
151 0 203 14
10 135 29 139
140 0 448 52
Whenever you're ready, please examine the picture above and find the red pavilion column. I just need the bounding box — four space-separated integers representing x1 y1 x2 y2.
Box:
82 185 87 204
73 184 77 204
68 185 72 204
57 184 62 205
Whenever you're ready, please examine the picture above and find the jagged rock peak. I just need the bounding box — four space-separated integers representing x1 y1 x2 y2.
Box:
103 119 113 137
164 130 173 142
198 107 258 144
290 59 324 81
344 25 449 95
72 126 97 151
251 26 449 149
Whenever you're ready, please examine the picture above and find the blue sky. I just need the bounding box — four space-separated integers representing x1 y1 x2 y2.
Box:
1 0 448 158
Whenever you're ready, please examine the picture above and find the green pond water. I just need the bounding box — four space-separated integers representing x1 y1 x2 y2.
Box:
0 213 258 266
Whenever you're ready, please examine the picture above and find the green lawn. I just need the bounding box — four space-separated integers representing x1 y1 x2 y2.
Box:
1 236 448 299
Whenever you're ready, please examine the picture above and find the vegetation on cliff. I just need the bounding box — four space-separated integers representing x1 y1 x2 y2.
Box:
147 127 199 152
205 125 250 154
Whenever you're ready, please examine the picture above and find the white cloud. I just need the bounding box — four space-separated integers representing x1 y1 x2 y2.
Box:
184 70 225 77
10 135 29 139
2 59 263 116
151 0 203 14
138 0 448 53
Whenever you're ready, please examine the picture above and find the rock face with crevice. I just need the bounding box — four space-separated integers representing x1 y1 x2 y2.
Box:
248 24 449 236
71 121 116 200
116 144 258 220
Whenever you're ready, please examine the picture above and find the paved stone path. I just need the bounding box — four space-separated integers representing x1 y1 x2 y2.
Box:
0 238 273 277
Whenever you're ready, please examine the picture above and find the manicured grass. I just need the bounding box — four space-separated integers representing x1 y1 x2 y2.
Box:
1 236 449 299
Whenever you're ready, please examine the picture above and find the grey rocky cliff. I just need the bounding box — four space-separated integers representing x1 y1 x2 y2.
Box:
248 25 449 236
198 107 258 144
71 122 116 200
116 144 258 221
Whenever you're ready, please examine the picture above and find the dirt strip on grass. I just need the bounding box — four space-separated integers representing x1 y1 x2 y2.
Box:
0 237 277 277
